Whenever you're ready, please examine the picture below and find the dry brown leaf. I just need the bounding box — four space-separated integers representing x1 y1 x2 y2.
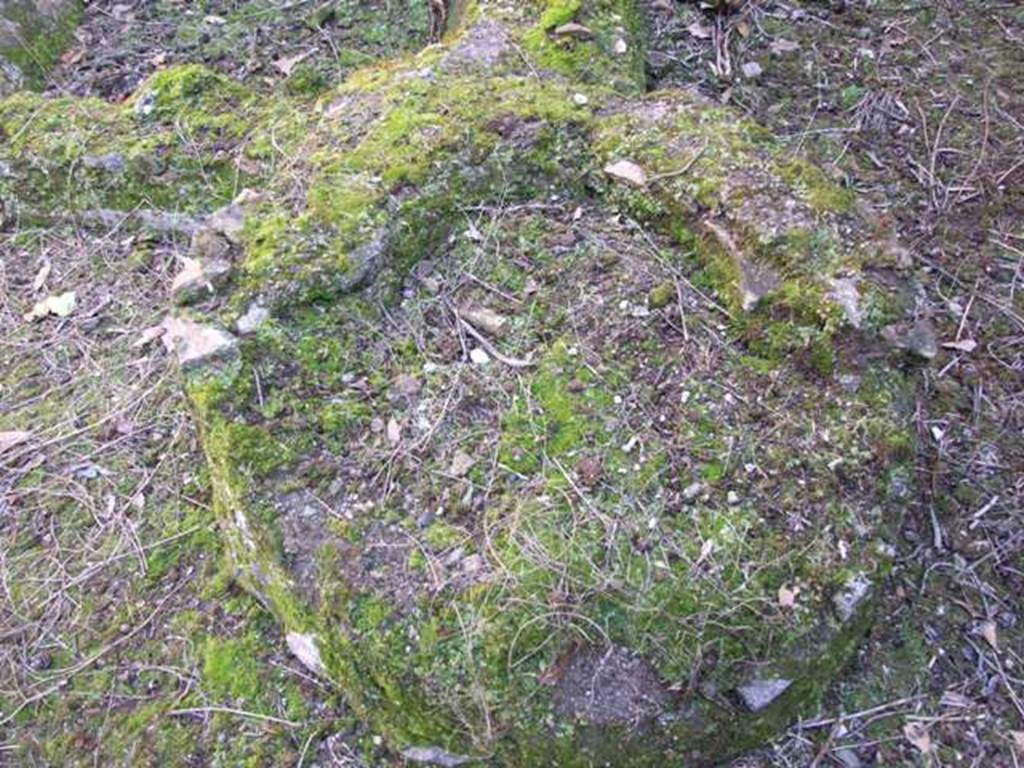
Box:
687 21 712 39
942 338 978 353
273 50 314 77
694 538 715 568
604 159 648 187
449 451 475 478
60 48 84 65
462 305 508 337
134 324 168 348
778 584 800 609
1011 731 1024 755
939 690 973 709
980 620 998 651
741 61 763 79
0 431 32 454
32 260 51 292
171 257 204 294
24 291 76 321
553 22 593 40
770 38 800 55
903 722 932 754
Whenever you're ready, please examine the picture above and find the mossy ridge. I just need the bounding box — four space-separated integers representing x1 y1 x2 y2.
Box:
0 67 266 224
590 91 906 370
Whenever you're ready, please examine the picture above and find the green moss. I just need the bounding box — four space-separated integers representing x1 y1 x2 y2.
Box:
537 0 583 30
0 0 82 90
0 84 258 221
202 637 263 704
131 64 252 136
775 157 856 215
422 521 467 551
223 422 297 478
500 340 612 473
284 63 331 97
840 84 866 111
648 281 675 309
523 0 645 93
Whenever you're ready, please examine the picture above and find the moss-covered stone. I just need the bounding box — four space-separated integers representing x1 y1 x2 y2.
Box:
0 1 922 764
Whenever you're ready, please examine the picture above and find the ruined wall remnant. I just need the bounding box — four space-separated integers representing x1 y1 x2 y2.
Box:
0 1 923 764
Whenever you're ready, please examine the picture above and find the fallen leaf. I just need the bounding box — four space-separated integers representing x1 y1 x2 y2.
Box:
687 21 712 39
903 722 932 754
553 22 594 40
694 538 715 567
60 48 84 65
449 451 475 478
741 61 763 79
462 305 508 337
134 324 168 348
574 456 603 487
31 260 51 292
392 374 422 398
0 431 31 454
273 50 314 77
770 38 800 55
74 463 109 480
942 338 978 353
386 418 402 445
940 690 973 709
604 159 648 187
24 291 76 321
980 620 998 651
735 18 751 38
1012 731 1024 755
778 584 800 609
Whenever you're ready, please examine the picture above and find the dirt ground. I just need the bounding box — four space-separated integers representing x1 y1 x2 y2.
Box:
1 1 1021 766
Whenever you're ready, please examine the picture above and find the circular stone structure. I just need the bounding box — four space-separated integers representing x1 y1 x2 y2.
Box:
0 1 919 764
